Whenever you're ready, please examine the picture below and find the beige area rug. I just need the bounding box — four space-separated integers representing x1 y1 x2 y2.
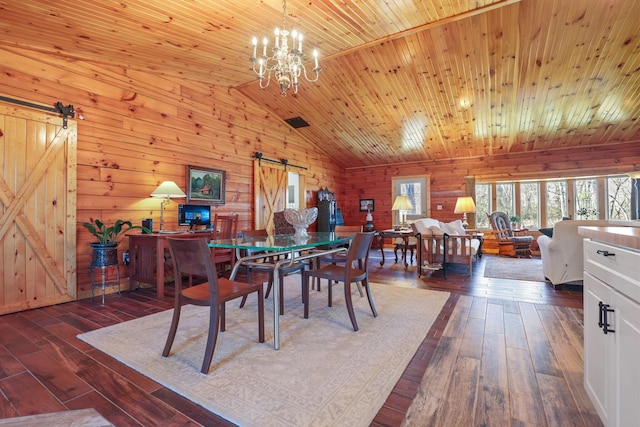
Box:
78 277 449 427
483 256 546 282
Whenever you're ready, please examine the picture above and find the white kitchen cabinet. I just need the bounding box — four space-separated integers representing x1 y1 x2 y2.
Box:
583 238 640 427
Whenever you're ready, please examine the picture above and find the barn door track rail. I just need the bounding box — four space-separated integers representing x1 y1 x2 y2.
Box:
0 95 74 129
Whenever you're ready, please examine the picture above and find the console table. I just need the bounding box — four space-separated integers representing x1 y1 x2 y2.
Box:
128 231 214 298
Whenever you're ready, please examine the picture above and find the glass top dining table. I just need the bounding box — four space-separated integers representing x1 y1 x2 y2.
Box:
209 232 356 349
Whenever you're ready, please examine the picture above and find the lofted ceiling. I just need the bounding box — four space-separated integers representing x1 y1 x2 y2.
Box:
1 0 639 168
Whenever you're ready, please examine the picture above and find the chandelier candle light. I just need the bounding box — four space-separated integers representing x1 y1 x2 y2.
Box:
250 0 322 96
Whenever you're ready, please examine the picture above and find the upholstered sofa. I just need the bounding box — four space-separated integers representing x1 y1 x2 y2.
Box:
537 219 612 287
411 218 481 277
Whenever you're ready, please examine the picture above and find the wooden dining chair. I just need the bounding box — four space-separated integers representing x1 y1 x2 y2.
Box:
237 229 306 314
164 237 264 374
302 232 378 331
211 213 238 276
314 224 364 294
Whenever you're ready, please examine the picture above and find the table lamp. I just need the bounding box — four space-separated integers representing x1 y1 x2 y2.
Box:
391 195 413 228
150 181 186 232
454 196 476 229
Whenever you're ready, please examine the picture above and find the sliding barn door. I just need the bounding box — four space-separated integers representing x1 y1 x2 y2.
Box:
254 162 287 235
254 161 307 235
0 104 77 314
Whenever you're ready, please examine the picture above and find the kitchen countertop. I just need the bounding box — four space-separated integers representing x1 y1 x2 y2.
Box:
579 226 640 251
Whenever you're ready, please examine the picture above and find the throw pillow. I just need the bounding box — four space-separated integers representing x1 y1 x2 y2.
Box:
447 220 466 235
438 221 451 234
413 218 440 235
427 225 445 236
440 220 465 236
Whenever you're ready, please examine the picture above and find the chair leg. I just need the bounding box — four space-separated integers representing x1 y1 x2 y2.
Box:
219 302 226 332
355 281 364 297
201 304 221 374
303 273 311 319
264 271 274 299
162 298 183 357
362 278 378 317
343 282 359 331
238 267 255 308
278 271 285 315
256 288 265 343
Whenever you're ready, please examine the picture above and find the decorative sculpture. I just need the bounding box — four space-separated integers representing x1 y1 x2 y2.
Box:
284 207 318 238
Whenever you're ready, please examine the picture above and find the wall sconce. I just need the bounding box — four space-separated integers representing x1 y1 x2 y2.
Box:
391 195 413 228
150 181 186 233
454 196 476 229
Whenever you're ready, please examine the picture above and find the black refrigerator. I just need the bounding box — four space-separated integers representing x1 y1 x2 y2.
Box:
317 187 341 232
317 199 336 232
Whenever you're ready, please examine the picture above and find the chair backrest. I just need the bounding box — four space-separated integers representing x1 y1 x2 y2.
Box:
167 237 218 298
213 214 238 240
488 211 513 241
239 229 268 239
237 229 269 257
335 225 363 232
345 232 376 276
273 211 295 235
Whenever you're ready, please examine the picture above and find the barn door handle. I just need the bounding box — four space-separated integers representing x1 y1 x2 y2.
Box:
596 249 615 257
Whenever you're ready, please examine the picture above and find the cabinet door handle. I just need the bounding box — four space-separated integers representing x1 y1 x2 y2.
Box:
598 301 605 329
600 302 615 334
596 249 616 257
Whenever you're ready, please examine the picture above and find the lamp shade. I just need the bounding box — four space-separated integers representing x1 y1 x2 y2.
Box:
454 196 476 214
150 181 186 198
391 195 413 211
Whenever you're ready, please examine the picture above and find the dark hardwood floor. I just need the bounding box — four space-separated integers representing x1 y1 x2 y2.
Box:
0 251 597 426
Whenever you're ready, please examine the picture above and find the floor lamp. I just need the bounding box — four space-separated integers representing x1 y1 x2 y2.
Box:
454 196 476 229
150 181 186 233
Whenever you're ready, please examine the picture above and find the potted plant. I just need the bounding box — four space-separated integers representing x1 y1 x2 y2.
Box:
82 219 149 267
509 215 521 229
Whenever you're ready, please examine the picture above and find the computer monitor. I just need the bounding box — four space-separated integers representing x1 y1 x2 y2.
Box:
178 204 211 228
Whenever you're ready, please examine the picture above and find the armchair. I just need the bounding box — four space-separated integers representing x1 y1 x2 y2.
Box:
537 219 611 287
488 211 533 258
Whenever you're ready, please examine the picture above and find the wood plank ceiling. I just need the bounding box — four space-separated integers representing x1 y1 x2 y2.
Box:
1 0 638 168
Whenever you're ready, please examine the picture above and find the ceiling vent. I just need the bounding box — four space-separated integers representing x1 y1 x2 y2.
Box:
284 116 310 129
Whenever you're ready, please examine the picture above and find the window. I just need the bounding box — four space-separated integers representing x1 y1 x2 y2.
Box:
520 182 540 228
475 183 491 229
606 175 632 220
575 178 598 219
496 182 515 215
546 181 568 226
392 176 429 224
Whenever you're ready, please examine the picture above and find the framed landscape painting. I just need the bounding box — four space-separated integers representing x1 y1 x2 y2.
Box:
186 166 226 205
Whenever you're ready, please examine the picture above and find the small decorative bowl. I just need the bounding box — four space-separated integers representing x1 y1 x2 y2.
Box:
284 207 318 238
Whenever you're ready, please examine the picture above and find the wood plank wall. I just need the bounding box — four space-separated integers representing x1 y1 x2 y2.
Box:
0 47 344 297
339 143 640 230
1 46 638 298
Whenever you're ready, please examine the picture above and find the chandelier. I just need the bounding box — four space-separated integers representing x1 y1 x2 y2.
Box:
250 0 322 96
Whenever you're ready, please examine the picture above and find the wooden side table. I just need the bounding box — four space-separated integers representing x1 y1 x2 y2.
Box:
377 229 414 268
